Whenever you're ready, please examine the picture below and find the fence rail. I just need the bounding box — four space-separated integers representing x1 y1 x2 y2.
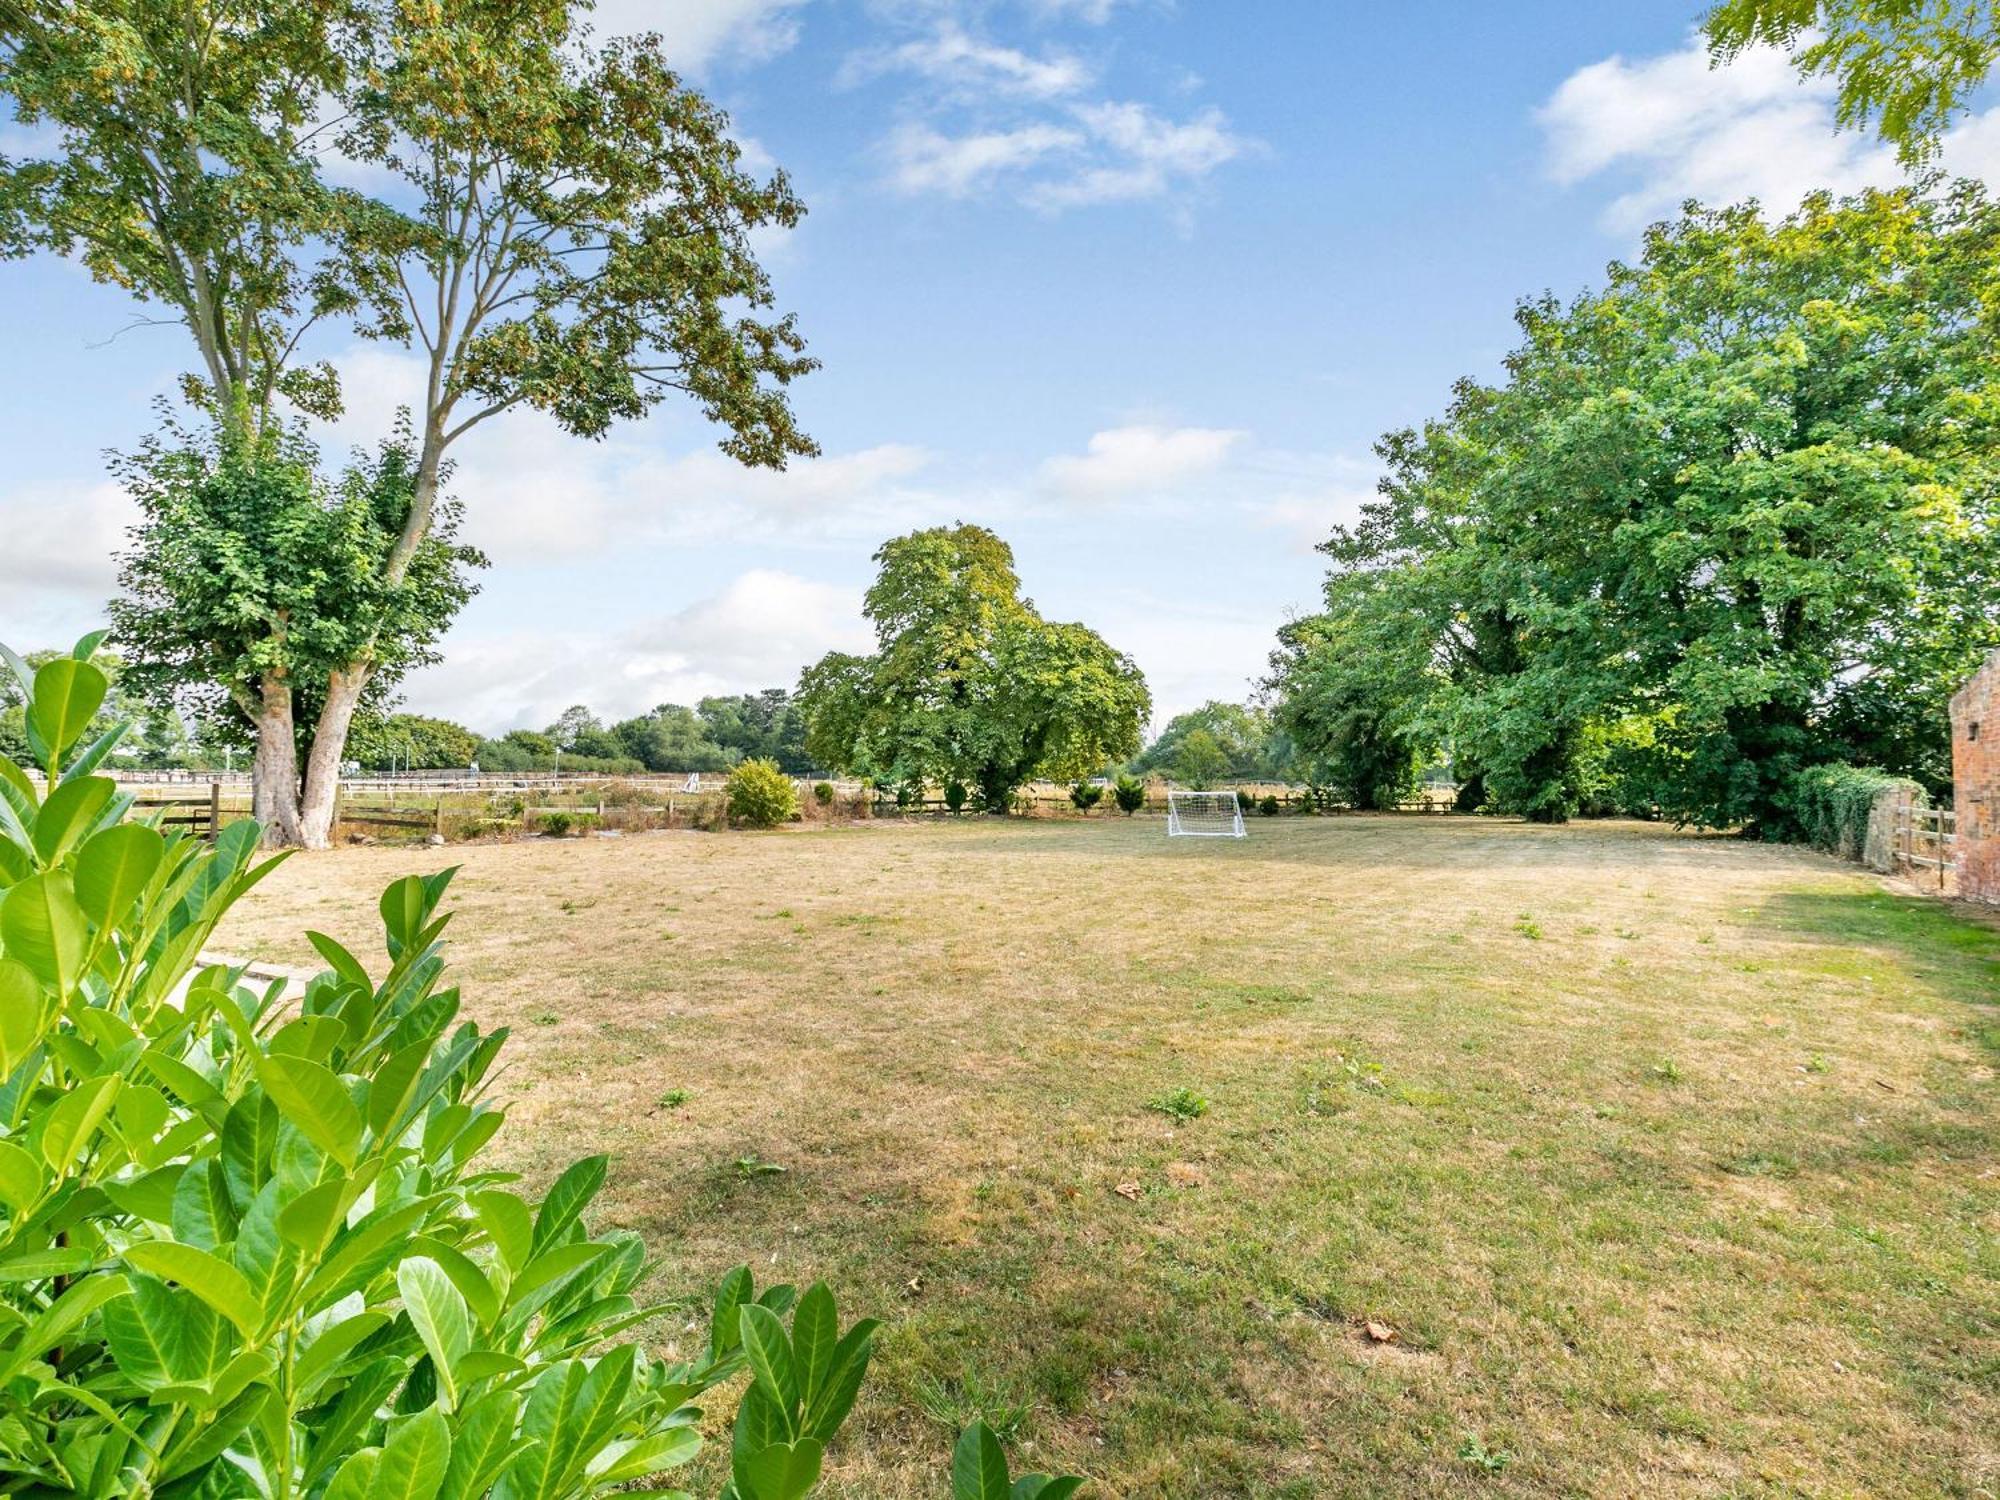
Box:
1894 802 1957 891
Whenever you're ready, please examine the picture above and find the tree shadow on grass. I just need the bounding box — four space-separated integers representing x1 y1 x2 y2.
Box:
1757 886 2000 1044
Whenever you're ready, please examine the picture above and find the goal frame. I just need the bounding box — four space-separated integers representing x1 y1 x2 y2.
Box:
1166 789 1246 838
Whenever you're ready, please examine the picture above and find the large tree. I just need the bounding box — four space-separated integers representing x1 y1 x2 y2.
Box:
1 0 814 845
797 526 1151 810
1277 186 2000 830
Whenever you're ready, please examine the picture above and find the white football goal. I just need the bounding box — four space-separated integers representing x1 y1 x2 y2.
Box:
1167 789 1246 838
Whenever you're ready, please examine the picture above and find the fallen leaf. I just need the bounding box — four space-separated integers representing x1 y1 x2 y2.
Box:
1113 1181 1143 1201
1363 1320 1398 1344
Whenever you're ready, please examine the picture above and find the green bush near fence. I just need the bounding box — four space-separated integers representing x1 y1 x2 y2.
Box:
729 757 800 828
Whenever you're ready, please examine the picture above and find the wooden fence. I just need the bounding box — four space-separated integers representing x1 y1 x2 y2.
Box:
1894 801 1957 892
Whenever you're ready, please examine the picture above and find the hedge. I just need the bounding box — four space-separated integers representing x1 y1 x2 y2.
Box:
1782 763 1924 861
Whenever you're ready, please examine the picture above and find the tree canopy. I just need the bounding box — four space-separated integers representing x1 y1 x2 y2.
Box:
1706 0 2000 162
1131 700 1296 783
1273 185 2000 830
797 525 1151 809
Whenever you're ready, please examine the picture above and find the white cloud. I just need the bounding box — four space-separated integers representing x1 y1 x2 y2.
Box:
585 0 807 70
885 98 1252 208
1040 424 1243 498
0 480 137 647
885 120 1082 195
851 23 1093 98
312 344 949 562
1540 32 2000 231
1026 101 1246 208
403 569 868 730
1029 0 1128 23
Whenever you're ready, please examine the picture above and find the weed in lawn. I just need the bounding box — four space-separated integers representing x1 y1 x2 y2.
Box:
1650 1058 1684 1084
530 1009 559 1025
656 1088 690 1110
1459 1436 1515 1473
1514 913 1543 940
1147 1085 1210 1122
733 1155 787 1179
913 1371 1033 1442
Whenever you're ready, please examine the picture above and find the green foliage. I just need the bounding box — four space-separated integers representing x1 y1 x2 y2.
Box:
1706 0 2000 163
1146 1087 1210 1122
1111 774 1146 815
1275 186 2000 829
813 782 836 806
944 780 969 814
109 418 483 760
348 712 483 771
950 1420 1084 1500
1782 763 1921 858
1170 728 1229 790
1258 794 1281 817
700 691 814 775
541 810 575 837
728 759 800 829
1133 701 1294 782
0 636 877 1495
797 527 1150 812
1068 782 1104 811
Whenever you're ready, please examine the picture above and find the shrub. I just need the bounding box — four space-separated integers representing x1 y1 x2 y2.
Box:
1112 773 1146 815
541 808 574 837
1782 763 1923 858
814 780 836 805
1235 789 1254 812
0 637 877 1498
1259 793 1281 816
1069 781 1104 811
944 780 969 813
729 756 800 828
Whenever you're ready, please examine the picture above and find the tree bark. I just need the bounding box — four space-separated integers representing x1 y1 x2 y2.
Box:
298 663 372 851
252 674 304 847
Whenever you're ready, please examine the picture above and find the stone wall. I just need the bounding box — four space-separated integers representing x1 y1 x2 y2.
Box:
1951 647 2000 906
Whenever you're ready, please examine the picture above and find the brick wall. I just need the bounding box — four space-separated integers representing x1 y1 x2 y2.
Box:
1951 647 2000 906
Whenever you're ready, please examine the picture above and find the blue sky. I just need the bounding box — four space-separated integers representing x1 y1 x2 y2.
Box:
6 1 1995 734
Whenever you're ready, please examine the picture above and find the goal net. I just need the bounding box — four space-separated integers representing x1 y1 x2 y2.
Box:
1167 789 1245 838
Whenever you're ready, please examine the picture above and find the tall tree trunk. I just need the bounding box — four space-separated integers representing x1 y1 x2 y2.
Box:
298 663 372 851
252 673 304 847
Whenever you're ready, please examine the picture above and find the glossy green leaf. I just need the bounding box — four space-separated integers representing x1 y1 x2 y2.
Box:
0 956 50 1074
373 1406 452 1500
953 1422 1012 1500
40 1074 122 1172
30 775 114 868
122 1243 261 1337
398 1258 472 1410
26 657 107 771
739 1303 799 1422
74 823 166 928
0 872 88 993
257 1054 364 1169
733 1438 824 1500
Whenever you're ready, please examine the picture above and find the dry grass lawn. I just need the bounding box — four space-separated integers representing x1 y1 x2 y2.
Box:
217 814 2000 1498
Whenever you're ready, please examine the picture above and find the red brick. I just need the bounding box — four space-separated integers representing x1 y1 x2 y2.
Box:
1951 647 2000 905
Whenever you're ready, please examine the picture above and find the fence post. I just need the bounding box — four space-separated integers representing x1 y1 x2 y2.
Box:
208 781 221 842
435 795 445 839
